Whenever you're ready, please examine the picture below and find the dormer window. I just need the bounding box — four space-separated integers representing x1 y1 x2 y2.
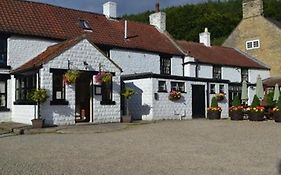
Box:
0 37 7 65
246 39 260 50
79 20 92 31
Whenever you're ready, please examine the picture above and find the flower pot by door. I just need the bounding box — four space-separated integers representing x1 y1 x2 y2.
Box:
248 112 264 121
31 119 44 128
207 111 221 120
121 115 132 123
230 111 243 120
273 112 281 123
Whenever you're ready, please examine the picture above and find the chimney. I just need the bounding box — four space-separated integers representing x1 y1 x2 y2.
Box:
103 1 117 18
199 28 211 47
242 0 263 19
149 3 166 32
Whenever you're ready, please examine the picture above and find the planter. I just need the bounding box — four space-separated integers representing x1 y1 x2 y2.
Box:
273 112 281 123
121 115 132 123
248 112 264 121
31 119 44 128
230 111 244 120
207 111 221 120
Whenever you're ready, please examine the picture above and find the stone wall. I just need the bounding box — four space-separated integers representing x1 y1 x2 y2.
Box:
223 16 281 76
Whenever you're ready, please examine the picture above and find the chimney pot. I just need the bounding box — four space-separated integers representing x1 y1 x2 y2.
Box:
155 2 160 12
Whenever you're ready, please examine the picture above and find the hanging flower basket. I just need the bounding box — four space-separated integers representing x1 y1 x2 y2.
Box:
168 89 181 101
95 71 112 84
64 70 80 85
215 93 225 102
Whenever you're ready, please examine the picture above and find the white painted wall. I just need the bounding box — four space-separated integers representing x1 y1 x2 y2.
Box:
110 49 182 76
222 67 241 82
198 65 213 79
248 69 270 84
110 49 160 75
171 56 183 76
125 78 154 120
7 36 58 69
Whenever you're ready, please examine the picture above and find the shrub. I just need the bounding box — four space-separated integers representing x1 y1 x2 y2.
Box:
231 96 241 107
251 95 260 107
266 92 275 107
211 96 218 107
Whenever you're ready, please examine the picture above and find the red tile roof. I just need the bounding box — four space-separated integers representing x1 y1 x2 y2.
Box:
177 40 269 69
0 0 181 55
12 34 122 73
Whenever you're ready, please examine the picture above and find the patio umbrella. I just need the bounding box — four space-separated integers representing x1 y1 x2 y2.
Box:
256 75 264 100
273 83 280 102
241 80 248 104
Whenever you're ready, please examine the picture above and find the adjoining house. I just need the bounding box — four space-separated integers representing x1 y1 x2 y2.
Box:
123 28 270 121
223 0 281 77
0 0 271 124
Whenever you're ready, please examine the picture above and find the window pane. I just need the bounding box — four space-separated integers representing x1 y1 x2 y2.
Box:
219 85 224 93
210 84 216 94
246 42 252 49
253 41 259 48
160 57 171 75
102 77 112 101
0 82 5 93
158 81 166 92
213 67 221 79
0 95 5 107
53 74 65 100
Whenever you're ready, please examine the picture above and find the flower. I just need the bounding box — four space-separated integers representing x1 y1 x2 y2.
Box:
245 106 265 113
64 70 80 85
207 106 222 112
272 106 280 112
215 93 225 101
229 106 244 112
95 71 112 83
169 89 181 101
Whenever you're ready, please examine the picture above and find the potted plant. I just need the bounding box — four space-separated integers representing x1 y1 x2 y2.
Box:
262 92 274 119
246 95 265 121
121 87 135 123
272 96 281 123
207 96 222 120
229 96 244 120
215 93 225 102
168 89 181 101
95 71 112 84
64 70 80 85
29 88 49 128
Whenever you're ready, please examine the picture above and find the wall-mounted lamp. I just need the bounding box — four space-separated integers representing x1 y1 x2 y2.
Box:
84 61 89 70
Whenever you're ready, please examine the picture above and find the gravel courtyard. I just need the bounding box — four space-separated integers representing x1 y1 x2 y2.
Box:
0 120 281 175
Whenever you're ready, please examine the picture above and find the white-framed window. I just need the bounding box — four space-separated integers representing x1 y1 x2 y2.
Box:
171 82 185 92
210 84 216 94
246 40 260 50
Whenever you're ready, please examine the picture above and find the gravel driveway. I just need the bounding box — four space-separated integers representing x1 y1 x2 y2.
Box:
0 120 281 175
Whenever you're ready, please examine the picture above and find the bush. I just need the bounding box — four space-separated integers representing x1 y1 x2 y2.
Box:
211 96 218 107
251 95 260 107
231 96 241 107
266 92 275 107
277 95 281 107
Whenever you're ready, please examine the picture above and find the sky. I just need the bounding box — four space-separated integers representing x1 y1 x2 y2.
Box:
30 0 206 16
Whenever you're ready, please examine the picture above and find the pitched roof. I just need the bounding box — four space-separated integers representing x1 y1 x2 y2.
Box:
12 34 122 73
266 17 281 29
177 40 269 69
0 0 181 55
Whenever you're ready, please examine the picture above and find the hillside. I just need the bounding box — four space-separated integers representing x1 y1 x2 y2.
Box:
123 0 281 45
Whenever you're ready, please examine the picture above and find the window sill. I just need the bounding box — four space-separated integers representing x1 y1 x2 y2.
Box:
0 108 10 112
158 90 167 93
14 101 36 105
50 100 69 106
100 101 116 105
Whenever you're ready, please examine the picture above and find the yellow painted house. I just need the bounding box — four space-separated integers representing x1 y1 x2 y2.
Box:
223 0 281 77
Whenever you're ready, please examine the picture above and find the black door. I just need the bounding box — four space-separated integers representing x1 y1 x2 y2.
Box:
75 73 91 123
192 85 206 118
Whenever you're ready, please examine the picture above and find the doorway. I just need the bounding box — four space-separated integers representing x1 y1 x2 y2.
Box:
192 85 206 118
75 72 91 123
